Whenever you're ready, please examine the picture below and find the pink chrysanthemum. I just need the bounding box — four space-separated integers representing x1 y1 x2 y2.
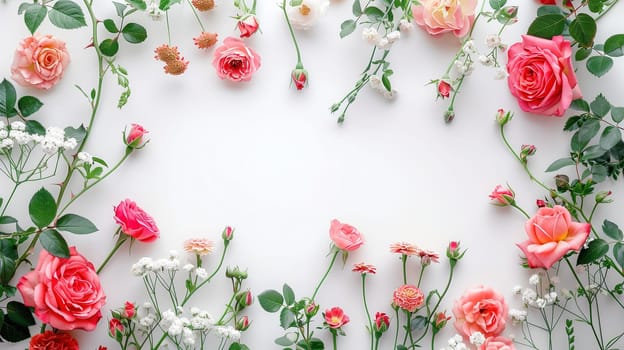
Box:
352 262 376 274
390 242 419 256
183 238 215 256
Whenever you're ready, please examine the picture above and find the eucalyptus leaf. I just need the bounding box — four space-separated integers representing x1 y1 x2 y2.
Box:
611 107 624 123
602 220 623 241
352 0 362 16
339 20 356 38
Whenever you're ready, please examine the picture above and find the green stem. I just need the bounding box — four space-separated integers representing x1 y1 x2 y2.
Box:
281 0 303 67
401 254 408 284
311 249 339 301
393 307 400 350
96 229 126 274
180 241 229 305
416 265 425 288
361 275 374 350
185 0 205 32
511 203 531 219
332 330 338 350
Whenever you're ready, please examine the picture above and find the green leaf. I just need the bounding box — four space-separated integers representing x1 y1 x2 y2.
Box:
603 220 623 241
604 34 624 57
489 0 506 10
56 214 98 234
0 255 16 285
577 239 608 265
381 73 391 92
352 0 362 16
6 302 35 327
159 0 181 10
99 38 119 57
545 157 575 172
17 96 43 117
258 290 283 312
570 99 590 112
590 94 611 117
612 107 624 123
282 284 295 306
591 164 607 183
48 0 87 29
586 56 613 78
0 216 17 225
290 0 303 5
103 19 119 33
0 318 31 342
537 5 563 16
280 308 296 329
588 0 604 12
122 23 147 44
575 47 592 61
306 338 325 350
613 242 624 269
23 4 47 34
29 188 57 229
112 1 127 16
600 126 621 150
339 20 356 39
64 125 87 144
39 229 70 258
25 120 45 136
0 79 17 118
127 0 147 10
581 145 606 160
527 14 566 39
569 14 596 48
364 6 384 20
275 334 295 346
577 118 601 150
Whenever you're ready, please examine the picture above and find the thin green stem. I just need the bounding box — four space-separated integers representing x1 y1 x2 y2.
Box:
311 249 339 301
361 275 374 350
401 254 408 284
185 0 205 32
281 0 303 67
97 229 126 274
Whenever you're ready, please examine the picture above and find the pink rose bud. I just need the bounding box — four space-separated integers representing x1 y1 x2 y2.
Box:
437 80 451 99
596 190 613 203
222 226 234 242
520 144 536 163
495 108 513 126
374 312 390 335
291 67 308 90
236 315 251 331
123 301 136 319
536 199 547 208
125 124 148 149
305 302 319 317
108 318 124 340
446 241 465 266
433 311 451 330
237 15 260 38
489 185 515 206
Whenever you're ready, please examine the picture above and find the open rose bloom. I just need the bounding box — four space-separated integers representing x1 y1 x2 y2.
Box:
287 0 329 30
11 33 70 89
114 199 160 242
212 37 261 82
453 286 507 339
17 247 106 331
329 219 364 251
518 205 590 269
413 0 477 37
507 35 582 116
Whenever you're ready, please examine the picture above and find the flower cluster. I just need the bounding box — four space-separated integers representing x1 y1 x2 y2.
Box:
0 121 77 153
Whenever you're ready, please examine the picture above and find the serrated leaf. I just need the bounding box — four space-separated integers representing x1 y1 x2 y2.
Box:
600 126 621 150
577 239 608 265
258 290 283 313
282 284 295 305
576 118 601 149
127 0 147 10
527 14 566 39
590 94 611 117
569 14 596 48
122 23 147 44
279 308 296 329
56 214 98 234
564 115 581 131
570 99 590 112
275 334 295 346
352 0 362 16
545 158 575 172
586 56 613 78
364 6 384 20
99 39 119 57
39 229 70 258
17 96 43 117
23 4 47 34
29 188 57 229
339 19 356 39
603 220 623 241
0 79 17 118
613 242 624 269
103 19 119 33
6 302 35 327
64 125 87 144
48 0 86 29
604 34 624 57
25 120 45 136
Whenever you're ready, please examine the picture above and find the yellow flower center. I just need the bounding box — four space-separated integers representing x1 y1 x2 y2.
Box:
299 4 311 16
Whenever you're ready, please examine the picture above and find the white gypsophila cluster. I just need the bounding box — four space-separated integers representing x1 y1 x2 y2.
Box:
150 251 181 272
493 69 507 80
190 308 215 330
77 151 93 165
469 332 485 346
521 288 537 305
440 334 468 350
529 273 540 286
399 19 413 32
131 257 154 276
195 267 208 280
369 75 398 100
512 285 523 294
146 0 164 20
519 287 557 309
215 325 241 341
485 34 505 50
509 309 527 324
183 263 194 272
361 28 401 50
0 122 76 153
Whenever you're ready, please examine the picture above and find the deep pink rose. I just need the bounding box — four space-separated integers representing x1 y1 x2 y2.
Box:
125 123 148 148
479 336 516 350
238 15 260 38
29 331 79 350
507 35 582 116
489 185 515 206
453 286 507 339
17 247 106 331
114 199 160 242
392 284 425 312
212 37 261 82
11 34 70 90
329 219 364 251
518 205 590 269
413 0 477 37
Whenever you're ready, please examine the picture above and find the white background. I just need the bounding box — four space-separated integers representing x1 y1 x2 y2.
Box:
1 0 624 349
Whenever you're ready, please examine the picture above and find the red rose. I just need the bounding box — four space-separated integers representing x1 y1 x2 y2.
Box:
29 331 79 350
113 199 160 242
237 15 260 38
18 247 105 331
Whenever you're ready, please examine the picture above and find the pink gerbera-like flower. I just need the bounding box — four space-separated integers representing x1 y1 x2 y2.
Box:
418 249 440 264
390 242 419 256
352 262 376 274
183 238 215 256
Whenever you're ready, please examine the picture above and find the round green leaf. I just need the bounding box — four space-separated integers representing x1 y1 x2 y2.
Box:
577 238 608 265
602 220 623 241
103 19 119 33
56 214 98 234
569 14 596 48
99 38 119 57
613 242 624 269
604 34 624 57
575 47 592 61
17 96 43 117
599 126 621 150
39 229 70 258
122 23 147 44
586 56 613 78
29 188 57 229
48 0 86 29
611 107 624 123
339 19 356 38
527 14 566 39
258 289 284 313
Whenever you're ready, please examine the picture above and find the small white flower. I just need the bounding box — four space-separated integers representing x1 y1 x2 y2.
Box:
386 31 401 43
0 121 5 129
77 151 93 165
362 27 380 45
462 40 476 54
287 0 329 30
510 309 527 322
512 285 523 294
399 19 413 32
369 75 382 89
195 267 208 280
529 273 540 285
1 138 14 149
376 37 391 50
183 263 194 272
139 315 155 327
63 137 77 150
382 89 398 100
469 332 485 346
131 257 154 276
522 289 537 305
0 129 8 139
535 298 547 308
478 55 495 67
182 328 195 345
10 121 26 131
169 250 179 259
485 34 502 49
494 69 507 80
147 0 165 20
168 319 183 336
544 291 557 304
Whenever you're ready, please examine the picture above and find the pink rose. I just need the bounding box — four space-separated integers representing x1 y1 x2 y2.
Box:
480 336 516 350
489 185 515 206
125 123 148 148
238 15 260 38
113 199 160 242
507 35 582 116
329 219 364 251
518 205 590 269
212 37 261 82
412 0 477 37
11 34 70 90
29 331 79 350
392 284 425 312
453 286 507 339
17 247 106 331
324 306 350 329
438 80 451 98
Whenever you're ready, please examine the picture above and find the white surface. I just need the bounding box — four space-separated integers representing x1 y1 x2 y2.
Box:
1 1 624 349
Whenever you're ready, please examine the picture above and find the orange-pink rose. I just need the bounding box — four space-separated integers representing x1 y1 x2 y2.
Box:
113 199 160 242
480 336 515 350
518 205 590 269
17 247 106 331
212 37 261 82
329 219 364 251
453 286 507 339
507 35 581 116
392 284 424 312
412 0 477 37
11 34 70 90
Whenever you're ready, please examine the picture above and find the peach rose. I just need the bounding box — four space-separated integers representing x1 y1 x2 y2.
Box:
453 286 507 339
113 199 160 242
212 37 261 82
392 284 424 312
480 336 515 350
329 219 364 251
518 205 590 269
29 331 79 350
17 247 106 331
412 0 478 37
11 34 70 90
507 35 582 116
